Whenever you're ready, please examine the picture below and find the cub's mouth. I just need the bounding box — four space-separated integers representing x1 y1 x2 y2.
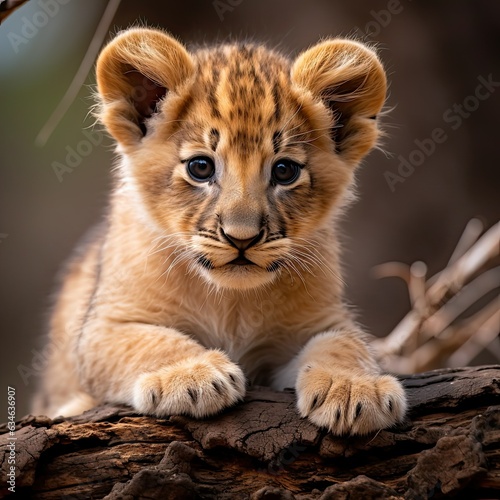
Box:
192 234 285 289
227 256 256 266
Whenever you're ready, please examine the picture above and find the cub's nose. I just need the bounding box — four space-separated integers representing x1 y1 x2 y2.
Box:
221 229 264 250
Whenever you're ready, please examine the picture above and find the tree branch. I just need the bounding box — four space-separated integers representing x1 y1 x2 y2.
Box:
1 365 499 499
373 220 500 373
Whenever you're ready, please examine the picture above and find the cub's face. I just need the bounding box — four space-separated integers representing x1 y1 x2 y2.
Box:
96 29 386 290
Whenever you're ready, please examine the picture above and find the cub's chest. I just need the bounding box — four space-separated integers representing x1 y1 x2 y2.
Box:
170 295 284 341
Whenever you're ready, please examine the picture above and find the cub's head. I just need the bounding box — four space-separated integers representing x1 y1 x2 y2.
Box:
96 28 386 290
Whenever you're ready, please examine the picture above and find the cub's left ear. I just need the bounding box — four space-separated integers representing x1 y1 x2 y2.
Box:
291 39 387 164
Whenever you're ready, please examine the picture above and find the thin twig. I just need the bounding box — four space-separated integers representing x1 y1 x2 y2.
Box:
421 266 500 338
448 218 484 265
35 0 122 147
447 302 500 368
427 221 500 305
400 298 499 372
374 220 499 372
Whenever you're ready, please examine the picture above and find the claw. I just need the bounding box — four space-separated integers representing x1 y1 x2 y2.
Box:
355 402 362 419
212 380 223 395
187 387 198 404
309 395 319 413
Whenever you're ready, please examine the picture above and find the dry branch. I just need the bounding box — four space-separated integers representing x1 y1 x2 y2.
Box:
373 219 500 373
1 365 499 499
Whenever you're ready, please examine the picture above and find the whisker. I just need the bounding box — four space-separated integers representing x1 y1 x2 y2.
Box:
292 240 346 286
278 103 304 137
285 132 337 151
280 118 307 136
156 248 193 284
282 257 309 291
284 126 333 142
287 252 317 275
284 139 328 153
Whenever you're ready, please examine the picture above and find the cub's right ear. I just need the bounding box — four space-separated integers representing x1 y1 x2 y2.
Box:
96 28 195 147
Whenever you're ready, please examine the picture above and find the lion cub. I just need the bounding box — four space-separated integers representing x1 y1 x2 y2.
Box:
34 28 407 435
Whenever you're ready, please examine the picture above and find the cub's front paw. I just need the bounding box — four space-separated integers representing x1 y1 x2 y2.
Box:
296 366 407 435
133 350 246 418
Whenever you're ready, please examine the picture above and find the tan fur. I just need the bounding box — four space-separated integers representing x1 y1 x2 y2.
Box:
34 28 407 435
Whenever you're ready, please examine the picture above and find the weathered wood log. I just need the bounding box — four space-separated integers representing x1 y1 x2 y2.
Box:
1 365 499 499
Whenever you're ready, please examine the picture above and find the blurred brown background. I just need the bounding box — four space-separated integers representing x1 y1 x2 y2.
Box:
1 0 499 417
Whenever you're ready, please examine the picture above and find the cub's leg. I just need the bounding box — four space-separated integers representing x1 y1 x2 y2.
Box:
273 331 407 435
75 322 246 419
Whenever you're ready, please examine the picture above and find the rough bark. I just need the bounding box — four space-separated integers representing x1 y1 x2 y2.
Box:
1 365 499 499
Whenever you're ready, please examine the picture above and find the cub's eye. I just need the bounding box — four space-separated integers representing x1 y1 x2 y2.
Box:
186 157 215 182
271 159 301 185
